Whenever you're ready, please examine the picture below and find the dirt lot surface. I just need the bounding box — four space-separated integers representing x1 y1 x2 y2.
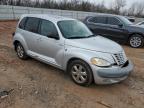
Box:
0 21 144 108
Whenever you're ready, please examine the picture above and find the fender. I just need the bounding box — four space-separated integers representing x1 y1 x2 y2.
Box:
62 46 115 71
13 32 29 53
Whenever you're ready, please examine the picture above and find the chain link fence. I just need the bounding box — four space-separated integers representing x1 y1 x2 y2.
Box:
0 5 99 20
0 5 144 23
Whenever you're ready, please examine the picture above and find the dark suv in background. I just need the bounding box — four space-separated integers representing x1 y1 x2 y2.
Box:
84 14 144 48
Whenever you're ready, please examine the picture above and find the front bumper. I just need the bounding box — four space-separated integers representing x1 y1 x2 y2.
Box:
91 60 134 84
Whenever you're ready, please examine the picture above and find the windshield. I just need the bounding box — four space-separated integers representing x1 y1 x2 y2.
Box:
58 20 94 39
120 16 133 25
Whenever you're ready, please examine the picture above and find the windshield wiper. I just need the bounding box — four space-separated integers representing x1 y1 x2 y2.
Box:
87 34 96 38
67 36 87 39
67 34 96 39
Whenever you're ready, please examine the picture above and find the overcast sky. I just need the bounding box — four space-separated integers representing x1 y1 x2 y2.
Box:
89 0 144 8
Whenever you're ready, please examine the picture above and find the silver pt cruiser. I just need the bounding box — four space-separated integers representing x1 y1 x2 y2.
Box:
13 14 133 86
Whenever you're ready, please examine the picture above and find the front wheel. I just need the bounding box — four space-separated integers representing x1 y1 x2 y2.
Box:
129 34 144 48
68 60 93 86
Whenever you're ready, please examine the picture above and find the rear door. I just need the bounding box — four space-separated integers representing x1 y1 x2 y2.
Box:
86 16 108 36
23 17 40 52
105 17 128 42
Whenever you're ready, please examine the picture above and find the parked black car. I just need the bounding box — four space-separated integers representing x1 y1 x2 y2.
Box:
84 14 144 48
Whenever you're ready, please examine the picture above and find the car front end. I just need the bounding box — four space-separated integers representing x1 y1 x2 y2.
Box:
58 19 134 85
90 51 133 84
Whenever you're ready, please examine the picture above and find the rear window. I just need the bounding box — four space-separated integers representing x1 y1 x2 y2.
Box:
89 16 107 24
19 17 27 29
25 17 40 33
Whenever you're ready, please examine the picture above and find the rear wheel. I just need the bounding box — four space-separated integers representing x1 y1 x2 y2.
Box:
16 43 28 60
129 34 144 48
68 60 93 86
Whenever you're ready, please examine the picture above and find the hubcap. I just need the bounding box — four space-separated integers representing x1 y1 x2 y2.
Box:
130 36 142 47
71 64 87 84
17 45 24 58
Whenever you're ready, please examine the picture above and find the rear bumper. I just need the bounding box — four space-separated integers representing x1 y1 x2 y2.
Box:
91 60 134 84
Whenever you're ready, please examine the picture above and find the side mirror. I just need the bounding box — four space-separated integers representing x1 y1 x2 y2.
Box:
47 32 59 40
118 23 123 28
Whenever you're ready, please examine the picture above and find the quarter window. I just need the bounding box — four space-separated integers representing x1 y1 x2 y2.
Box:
25 17 40 33
19 17 27 29
40 20 58 37
107 17 120 25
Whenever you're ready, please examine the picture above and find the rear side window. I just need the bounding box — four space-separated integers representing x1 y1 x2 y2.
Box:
88 17 97 23
89 17 107 24
107 17 120 25
19 17 27 29
40 19 58 37
25 17 40 33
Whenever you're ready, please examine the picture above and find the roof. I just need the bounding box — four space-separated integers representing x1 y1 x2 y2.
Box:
21 14 75 23
89 13 123 18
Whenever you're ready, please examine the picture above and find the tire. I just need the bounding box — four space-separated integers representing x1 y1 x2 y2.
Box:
16 43 28 60
67 60 93 86
129 34 144 48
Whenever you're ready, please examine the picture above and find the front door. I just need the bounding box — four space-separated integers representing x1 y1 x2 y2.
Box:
23 17 40 52
36 19 64 67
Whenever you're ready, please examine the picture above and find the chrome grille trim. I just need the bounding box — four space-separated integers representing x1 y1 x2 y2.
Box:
112 52 127 66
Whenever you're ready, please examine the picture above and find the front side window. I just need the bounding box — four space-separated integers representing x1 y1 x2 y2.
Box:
58 20 94 39
40 20 58 37
25 17 40 33
119 16 133 25
107 17 121 25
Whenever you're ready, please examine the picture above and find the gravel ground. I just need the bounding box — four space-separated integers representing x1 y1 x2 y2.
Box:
0 21 144 108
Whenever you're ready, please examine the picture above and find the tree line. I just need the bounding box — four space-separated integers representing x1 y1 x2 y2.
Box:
0 0 144 17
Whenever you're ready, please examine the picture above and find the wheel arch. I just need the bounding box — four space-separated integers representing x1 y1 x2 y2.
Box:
66 57 92 73
13 33 28 52
66 57 94 85
128 32 144 40
13 40 20 51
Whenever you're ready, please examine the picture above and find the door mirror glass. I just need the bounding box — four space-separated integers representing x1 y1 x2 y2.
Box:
118 23 123 28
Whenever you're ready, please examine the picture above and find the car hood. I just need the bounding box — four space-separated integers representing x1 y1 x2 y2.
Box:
128 24 144 29
65 36 123 54
126 24 144 33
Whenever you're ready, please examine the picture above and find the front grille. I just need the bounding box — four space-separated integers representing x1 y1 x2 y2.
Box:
113 52 127 66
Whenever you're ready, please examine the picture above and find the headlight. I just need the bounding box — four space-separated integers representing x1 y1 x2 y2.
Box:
91 58 111 67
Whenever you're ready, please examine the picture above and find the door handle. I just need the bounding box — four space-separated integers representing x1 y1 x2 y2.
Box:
58 43 64 46
37 38 42 41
